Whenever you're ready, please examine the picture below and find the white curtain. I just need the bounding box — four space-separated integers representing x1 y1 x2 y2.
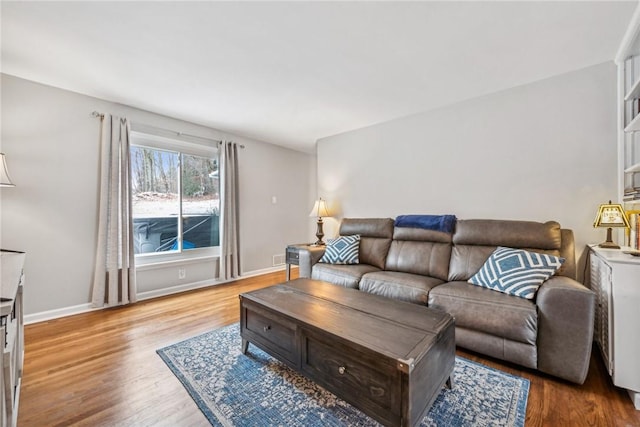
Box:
219 141 241 280
92 115 137 307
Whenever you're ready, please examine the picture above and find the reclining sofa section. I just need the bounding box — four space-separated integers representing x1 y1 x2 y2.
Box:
298 217 595 384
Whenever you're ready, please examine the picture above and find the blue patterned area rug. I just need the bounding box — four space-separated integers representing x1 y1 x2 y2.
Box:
157 323 529 427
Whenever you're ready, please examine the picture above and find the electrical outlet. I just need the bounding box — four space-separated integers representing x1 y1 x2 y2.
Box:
178 268 186 279
273 254 285 266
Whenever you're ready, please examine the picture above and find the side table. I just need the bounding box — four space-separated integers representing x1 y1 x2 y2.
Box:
285 243 319 281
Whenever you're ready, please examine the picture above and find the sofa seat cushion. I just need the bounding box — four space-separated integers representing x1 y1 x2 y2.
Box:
311 263 380 289
359 271 444 305
428 281 537 345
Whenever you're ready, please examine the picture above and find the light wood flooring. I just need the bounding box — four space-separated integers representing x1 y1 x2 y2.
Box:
18 270 640 426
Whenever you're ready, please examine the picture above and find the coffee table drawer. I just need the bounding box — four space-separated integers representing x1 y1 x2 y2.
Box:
301 328 401 421
243 303 297 365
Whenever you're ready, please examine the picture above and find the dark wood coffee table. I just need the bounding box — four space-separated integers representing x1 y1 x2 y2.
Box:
239 278 455 427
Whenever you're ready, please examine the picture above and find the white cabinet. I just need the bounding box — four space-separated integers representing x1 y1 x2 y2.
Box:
590 246 640 410
1 251 25 427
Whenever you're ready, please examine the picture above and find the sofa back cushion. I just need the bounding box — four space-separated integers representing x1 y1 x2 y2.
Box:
385 227 452 281
449 219 574 281
339 218 394 270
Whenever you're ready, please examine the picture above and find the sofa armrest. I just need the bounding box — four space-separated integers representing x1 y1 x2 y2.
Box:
536 275 595 384
298 246 326 278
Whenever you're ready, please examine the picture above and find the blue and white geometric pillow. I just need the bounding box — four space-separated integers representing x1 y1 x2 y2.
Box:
468 246 565 299
319 235 360 265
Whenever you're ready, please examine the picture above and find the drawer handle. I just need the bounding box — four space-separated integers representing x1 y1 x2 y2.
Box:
338 366 346 375
263 325 271 332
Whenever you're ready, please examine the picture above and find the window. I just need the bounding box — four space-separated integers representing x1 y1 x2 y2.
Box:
130 131 219 258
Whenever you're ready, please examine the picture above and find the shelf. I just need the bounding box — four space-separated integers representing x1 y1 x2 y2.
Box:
624 112 640 132
625 76 640 101
625 162 640 173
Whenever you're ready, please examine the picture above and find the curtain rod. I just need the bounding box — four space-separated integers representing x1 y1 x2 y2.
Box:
91 110 244 148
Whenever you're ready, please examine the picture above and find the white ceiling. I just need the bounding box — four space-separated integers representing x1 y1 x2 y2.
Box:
1 1 637 153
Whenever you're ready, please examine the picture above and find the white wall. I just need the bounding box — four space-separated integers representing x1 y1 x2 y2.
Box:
317 62 618 279
0 74 315 318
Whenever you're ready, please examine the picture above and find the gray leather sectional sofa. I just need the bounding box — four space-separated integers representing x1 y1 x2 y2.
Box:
298 217 595 384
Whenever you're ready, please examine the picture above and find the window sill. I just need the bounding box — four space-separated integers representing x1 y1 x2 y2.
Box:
135 250 219 271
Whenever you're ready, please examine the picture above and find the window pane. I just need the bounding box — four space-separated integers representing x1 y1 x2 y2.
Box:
131 146 180 254
182 154 220 249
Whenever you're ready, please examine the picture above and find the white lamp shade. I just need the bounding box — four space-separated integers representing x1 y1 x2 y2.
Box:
0 153 15 187
309 198 330 218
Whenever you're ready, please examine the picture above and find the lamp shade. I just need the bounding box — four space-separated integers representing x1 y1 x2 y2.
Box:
593 201 630 228
593 201 629 249
0 153 15 187
309 198 330 218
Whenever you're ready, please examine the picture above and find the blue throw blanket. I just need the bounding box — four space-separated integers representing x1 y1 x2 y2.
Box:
395 214 457 233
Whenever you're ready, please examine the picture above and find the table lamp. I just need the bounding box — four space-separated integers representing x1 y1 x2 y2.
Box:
0 153 15 187
309 198 330 245
593 201 630 249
